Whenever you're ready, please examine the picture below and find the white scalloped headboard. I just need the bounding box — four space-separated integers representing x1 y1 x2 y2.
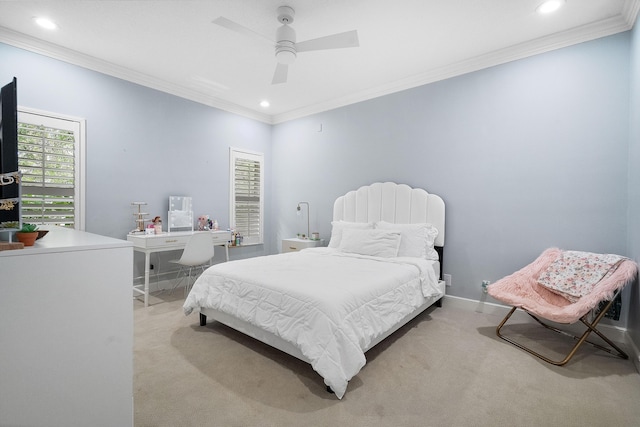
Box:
332 182 445 247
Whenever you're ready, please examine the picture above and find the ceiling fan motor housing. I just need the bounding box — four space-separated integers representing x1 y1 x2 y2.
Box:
275 24 296 64
212 5 358 83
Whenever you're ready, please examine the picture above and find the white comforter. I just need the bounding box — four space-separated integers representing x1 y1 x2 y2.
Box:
183 248 441 399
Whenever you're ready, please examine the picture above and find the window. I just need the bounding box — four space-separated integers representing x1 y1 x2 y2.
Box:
229 148 264 245
17 108 85 229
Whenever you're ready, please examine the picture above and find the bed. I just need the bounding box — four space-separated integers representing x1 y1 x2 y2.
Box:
183 182 445 399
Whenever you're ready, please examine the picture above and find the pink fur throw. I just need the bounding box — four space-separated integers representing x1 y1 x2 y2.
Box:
487 248 638 324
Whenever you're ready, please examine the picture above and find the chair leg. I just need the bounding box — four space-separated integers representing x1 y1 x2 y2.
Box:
184 267 195 297
183 265 206 296
495 300 628 366
170 267 187 293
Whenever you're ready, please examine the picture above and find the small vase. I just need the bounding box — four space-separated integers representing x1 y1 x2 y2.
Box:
16 231 38 246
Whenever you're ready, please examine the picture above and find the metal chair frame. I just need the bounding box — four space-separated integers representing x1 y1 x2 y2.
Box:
495 288 628 366
171 262 210 296
169 232 215 296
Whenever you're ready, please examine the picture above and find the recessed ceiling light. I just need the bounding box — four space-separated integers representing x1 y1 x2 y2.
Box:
260 100 270 108
536 0 565 14
34 17 58 30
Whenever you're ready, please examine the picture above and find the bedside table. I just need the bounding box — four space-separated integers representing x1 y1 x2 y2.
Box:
282 238 325 253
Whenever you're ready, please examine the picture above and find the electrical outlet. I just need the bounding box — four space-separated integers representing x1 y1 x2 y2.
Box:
444 274 452 287
481 280 490 293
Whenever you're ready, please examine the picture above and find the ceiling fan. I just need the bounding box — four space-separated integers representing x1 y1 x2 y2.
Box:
213 5 359 84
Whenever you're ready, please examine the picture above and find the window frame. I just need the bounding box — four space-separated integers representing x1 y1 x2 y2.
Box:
229 147 264 245
17 107 86 230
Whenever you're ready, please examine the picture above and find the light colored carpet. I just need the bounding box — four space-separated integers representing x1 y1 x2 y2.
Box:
134 294 640 427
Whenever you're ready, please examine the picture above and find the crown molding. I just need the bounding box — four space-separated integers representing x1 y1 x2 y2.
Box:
1 0 638 126
272 7 638 124
623 0 640 26
0 27 272 124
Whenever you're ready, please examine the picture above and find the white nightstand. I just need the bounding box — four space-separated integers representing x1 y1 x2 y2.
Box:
282 238 325 253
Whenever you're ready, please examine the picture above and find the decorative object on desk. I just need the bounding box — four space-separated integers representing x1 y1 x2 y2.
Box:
231 230 243 246
197 215 209 231
311 232 320 240
151 216 162 234
16 223 38 246
168 196 193 232
131 201 149 232
213 219 219 230
296 201 310 240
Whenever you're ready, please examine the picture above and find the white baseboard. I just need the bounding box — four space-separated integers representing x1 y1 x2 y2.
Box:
627 334 640 373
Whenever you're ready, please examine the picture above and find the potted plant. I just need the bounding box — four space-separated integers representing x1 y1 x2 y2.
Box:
16 223 39 246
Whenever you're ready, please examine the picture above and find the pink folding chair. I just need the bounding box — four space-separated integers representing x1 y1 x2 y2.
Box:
487 248 637 366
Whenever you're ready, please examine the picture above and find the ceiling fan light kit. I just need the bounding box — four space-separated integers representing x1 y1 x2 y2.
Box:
213 5 359 84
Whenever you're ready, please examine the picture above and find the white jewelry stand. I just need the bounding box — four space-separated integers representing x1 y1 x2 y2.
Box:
131 202 149 233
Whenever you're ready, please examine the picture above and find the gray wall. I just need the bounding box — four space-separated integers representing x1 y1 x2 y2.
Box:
627 14 640 348
272 32 633 320
1 28 637 333
0 42 273 269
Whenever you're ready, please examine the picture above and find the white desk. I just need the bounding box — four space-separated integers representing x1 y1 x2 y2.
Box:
127 230 231 306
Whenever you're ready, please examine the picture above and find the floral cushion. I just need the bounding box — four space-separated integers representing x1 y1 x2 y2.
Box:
537 251 626 303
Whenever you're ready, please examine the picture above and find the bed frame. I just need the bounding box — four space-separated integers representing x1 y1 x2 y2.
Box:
199 182 445 368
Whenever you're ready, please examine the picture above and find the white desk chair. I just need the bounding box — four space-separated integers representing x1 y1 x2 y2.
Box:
169 232 215 296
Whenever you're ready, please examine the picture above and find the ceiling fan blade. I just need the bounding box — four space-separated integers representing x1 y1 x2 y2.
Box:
272 63 288 84
212 16 273 45
295 30 359 52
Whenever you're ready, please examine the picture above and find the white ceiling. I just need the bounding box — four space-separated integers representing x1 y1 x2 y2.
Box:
0 1 638 124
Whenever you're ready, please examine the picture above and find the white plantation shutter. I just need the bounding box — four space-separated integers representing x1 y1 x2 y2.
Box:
17 109 85 229
230 148 264 245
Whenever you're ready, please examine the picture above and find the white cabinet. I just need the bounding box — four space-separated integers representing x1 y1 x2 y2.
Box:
0 226 133 427
282 237 325 253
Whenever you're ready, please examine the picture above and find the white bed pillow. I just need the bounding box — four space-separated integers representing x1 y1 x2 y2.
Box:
328 221 374 248
375 221 439 260
339 228 402 258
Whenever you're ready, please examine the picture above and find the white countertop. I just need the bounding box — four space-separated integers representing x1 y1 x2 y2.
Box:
0 225 131 257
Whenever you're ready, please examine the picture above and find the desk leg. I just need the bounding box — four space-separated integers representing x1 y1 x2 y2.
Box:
144 251 151 307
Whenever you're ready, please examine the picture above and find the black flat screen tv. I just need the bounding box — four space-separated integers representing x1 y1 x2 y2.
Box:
0 77 19 225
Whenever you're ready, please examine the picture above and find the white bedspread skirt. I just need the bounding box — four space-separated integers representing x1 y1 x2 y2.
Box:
183 248 440 399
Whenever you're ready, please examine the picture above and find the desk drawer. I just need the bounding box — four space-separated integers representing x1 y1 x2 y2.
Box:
144 235 191 248
211 231 231 245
